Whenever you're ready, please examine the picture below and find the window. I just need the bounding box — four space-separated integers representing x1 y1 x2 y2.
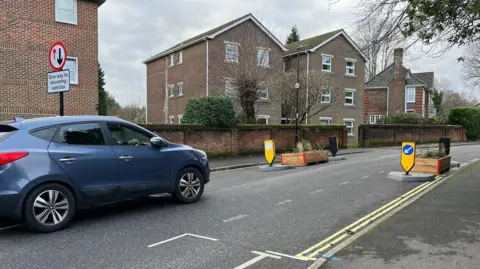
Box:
169 54 174 66
257 48 270 67
55 0 77 25
369 115 384 124
406 87 415 103
54 123 105 145
257 84 268 101
345 89 355 106
30 126 58 142
63 57 78 84
322 54 333 72
344 119 355 136
168 85 174 98
345 59 356 75
169 116 175 124
256 115 269 124
225 78 238 97
225 43 239 62
177 82 183 96
178 51 183 64
319 117 332 125
106 123 152 146
178 115 183 124
321 88 331 103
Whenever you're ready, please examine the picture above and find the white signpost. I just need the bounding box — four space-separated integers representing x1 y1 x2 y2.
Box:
47 70 70 94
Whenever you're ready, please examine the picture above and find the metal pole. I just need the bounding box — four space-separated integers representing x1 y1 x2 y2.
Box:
295 47 300 145
59 92 64 116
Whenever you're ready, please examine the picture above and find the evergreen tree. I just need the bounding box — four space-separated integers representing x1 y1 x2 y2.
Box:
286 25 300 44
97 63 119 115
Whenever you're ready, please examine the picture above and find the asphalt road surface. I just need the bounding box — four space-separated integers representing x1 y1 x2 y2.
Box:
1 145 479 269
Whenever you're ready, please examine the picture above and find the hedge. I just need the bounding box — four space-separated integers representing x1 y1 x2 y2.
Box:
181 96 235 127
449 107 480 140
376 113 428 124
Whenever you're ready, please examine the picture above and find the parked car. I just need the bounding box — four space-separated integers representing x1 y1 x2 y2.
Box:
0 116 210 233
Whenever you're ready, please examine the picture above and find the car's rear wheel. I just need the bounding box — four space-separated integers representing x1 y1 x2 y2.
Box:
173 167 204 203
24 183 76 233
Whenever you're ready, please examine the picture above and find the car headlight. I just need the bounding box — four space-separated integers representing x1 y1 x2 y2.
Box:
197 150 207 158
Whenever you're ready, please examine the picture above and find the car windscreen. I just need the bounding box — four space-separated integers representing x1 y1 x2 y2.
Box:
0 125 18 143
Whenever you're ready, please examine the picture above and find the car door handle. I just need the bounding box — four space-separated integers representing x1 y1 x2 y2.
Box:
119 155 134 161
58 157 76 163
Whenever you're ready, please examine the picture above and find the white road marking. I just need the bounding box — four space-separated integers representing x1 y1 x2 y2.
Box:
265 250 310 261
338 181 350 185
148 234 188 248
186 233 218 242
360 176 369 179
380 154 398 158
0 224 22 231
310 189 324 194
378 170 385 174
234 251 281 269
223 214 248 223
275 199 292 206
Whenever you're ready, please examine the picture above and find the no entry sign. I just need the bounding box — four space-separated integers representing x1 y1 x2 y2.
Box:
49 41 67 71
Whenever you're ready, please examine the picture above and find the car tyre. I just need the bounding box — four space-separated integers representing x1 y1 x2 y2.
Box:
173 167 204 204
23 183 76 233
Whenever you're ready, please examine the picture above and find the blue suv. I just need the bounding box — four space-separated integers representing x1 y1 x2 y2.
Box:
0 116 210 233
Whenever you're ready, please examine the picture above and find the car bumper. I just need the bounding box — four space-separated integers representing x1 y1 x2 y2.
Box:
204 161 210 184
0 193 23 220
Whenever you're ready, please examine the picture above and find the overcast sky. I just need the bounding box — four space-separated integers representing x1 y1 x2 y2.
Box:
98 0 470 106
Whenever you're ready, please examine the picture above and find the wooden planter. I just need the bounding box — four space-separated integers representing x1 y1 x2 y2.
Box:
280 150 329 166
411 155 451 175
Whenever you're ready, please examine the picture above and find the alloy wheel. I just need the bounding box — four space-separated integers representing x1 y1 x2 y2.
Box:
179 172 201 199
32 190 69 226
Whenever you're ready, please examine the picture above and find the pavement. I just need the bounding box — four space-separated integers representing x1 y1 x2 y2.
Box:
0 145 479 269
325 160 480 269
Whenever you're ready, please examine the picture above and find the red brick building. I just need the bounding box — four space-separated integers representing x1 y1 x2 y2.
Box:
364 48 434 124
0 0 104 120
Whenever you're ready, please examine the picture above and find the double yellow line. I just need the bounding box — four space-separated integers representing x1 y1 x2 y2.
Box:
297 176 442 260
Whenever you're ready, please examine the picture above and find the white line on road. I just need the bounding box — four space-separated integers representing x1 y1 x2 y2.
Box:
380 154 399 158
265 251 310 261
338 181 350 185
275 199 292 206
223 214 248 223
186 233 218 242
310 189 324 194
0 224 22 231
234 251 281 269
360 176 369 179
378 170 385 174
148 234 188 248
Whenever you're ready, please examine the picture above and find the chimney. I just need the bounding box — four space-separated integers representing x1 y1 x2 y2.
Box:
393 48 404 79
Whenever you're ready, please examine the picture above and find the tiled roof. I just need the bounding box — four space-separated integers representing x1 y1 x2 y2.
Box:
365 64 434 90
285 29 343 51
412 72 434 88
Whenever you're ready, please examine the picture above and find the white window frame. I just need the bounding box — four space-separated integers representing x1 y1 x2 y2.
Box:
225 77 238 98
321 54 333 72
369 115 384 124
345 88 356 106
256 115 270 124
169 115 175 124
257 47 270 67
169 54 174 67
319 117 332 125
343 118 355 136
55 0 78 25
225 42 240 63
321 87 331 104
177 82 183 96
63 57 78 85
168 84 175 98
345 58 356 76
177 115 183 124
406 87 415 103
178 51 183 64
257 82 268 101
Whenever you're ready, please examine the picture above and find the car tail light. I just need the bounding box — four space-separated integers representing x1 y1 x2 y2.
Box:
0 152 29 166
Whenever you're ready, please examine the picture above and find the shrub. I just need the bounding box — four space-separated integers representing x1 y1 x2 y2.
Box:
376 113 427 124
449 107 480 140
181 96 236 127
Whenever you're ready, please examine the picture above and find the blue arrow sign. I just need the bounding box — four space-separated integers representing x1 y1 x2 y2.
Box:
402 145 414 156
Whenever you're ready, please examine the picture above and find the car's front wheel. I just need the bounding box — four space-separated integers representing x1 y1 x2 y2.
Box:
173 167 204 203
24 183 76 233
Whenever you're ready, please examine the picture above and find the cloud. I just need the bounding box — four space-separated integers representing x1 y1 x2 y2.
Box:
98 0 475 106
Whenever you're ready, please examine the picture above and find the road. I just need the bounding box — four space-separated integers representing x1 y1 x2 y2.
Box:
0 145 479 269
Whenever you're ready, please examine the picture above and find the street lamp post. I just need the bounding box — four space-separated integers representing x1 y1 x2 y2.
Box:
294 46 302 145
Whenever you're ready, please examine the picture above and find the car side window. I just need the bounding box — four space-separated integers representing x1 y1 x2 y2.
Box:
106 123 152 146
53 123 105 145
30 126 58 142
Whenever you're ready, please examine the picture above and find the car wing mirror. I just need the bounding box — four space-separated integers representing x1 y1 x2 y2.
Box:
150 137 166 148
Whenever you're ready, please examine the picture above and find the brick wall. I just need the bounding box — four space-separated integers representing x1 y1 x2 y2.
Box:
364 88 387 123
0 0 100 120
358 124 466 147
143 124 348 154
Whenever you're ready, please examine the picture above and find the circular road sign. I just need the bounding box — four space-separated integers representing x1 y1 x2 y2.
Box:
49 41 67 71
402 144 414 156
295 82 300 89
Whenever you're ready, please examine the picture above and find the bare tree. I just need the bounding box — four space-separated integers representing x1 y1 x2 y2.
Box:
434 78 478 111
209 22 281 124
270 70 336 124
462 42 480 87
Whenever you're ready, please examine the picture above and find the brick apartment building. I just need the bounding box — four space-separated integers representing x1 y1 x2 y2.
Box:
0 0 104 120
364 48 434 124
144 14 366 140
